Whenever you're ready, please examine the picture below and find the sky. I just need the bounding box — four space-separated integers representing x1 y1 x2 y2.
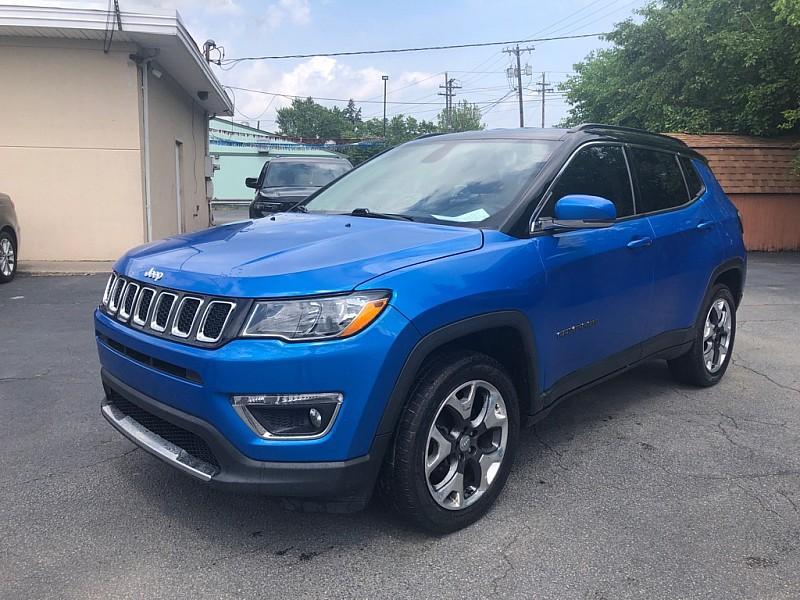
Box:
126 0 650 132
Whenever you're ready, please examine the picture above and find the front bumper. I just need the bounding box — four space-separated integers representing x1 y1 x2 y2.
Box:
101 369 390 500
95 305 418 463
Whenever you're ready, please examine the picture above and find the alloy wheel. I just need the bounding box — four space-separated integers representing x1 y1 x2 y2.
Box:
0 237 14 278
703 298 732 373
424 380 509 510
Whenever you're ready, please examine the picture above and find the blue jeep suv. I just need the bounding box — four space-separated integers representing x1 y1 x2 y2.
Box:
96 124 745 533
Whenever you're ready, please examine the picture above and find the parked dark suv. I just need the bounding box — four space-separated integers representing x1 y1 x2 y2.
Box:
97 124 745 533
246 156 352 218
0 192 19 283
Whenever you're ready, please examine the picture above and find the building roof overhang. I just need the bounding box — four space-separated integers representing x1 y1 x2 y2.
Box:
0 1 233 115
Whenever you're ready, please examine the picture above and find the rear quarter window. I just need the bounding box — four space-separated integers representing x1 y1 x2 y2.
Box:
679 156 705 199
630 148 690 213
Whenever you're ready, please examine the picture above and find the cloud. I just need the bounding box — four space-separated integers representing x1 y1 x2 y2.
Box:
262 0 311 30
124 0 241 15
221 57 440 127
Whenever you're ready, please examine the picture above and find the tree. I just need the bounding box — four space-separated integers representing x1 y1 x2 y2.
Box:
437 100 484 132
276 97 351 139
342 99 362 134
559 0 800 136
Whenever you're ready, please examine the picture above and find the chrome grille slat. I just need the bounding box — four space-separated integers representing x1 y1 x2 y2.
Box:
118 283 140 320
150 292 177 332
108 277 127 314
102 273 117 306
171 297 203 338
133 287 156 326
197 301 236 343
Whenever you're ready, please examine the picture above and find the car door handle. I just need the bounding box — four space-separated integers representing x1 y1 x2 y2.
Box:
627 237 652 249
697 221 715 231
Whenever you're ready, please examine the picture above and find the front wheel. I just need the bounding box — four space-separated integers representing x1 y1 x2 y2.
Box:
0 230 17 283
668 284 736 386
379 351 520 533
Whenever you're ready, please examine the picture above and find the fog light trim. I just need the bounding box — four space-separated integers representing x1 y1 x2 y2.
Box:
231 393 343 440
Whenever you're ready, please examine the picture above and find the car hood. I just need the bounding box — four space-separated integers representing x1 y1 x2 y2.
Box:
257 186 319 199
116 213 484 297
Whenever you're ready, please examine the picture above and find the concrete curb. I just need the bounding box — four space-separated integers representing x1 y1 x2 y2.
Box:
19 261 113 275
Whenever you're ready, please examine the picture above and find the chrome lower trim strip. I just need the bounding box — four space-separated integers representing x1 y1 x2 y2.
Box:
101 403 217 481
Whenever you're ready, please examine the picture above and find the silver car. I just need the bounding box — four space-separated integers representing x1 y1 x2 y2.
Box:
0 192 19 282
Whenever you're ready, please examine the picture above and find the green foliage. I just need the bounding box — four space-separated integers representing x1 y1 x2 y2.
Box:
274 96 484 164
559 0 800 136
438 100 484 132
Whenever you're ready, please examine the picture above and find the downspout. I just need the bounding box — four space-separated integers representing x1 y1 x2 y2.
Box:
140 60 153 242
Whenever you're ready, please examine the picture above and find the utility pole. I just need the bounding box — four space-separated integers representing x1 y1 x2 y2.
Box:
381 75 389 139
438 72 461 130
503 45 534 128
534 72 554 128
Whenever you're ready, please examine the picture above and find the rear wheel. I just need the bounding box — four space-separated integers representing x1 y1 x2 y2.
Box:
0 231 17 283
379 351 519 533
668 284 736 386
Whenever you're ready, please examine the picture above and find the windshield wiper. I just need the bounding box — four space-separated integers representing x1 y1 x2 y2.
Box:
348 208 414 221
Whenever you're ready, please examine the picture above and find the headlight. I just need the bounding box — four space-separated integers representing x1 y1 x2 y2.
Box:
241 290 390 341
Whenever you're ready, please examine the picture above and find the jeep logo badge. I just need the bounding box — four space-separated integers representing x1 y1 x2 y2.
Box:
143 267 164 282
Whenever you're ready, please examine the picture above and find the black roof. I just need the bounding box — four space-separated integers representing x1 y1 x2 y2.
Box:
413 123 695 156
268 155 350 163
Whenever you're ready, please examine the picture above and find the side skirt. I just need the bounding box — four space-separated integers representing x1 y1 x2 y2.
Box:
525 328 693 427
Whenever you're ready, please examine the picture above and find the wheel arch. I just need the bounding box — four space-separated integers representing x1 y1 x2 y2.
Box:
374 311 539 442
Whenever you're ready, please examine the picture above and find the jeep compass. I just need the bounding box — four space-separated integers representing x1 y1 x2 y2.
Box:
96 124 745 533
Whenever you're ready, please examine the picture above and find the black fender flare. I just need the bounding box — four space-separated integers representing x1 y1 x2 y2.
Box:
697 257 746 324
374 310 539 442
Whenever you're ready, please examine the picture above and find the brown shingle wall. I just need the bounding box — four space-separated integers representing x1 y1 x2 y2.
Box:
668 133 800 195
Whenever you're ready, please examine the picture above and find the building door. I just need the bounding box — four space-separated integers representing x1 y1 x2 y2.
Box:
175 141 184 233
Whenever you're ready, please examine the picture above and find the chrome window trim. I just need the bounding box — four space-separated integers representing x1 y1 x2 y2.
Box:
150 291 178 333
170 296 204 338
117 282 140 321
196 300 237 343
232 395 343 441
107 277 127 314
132 287 157 326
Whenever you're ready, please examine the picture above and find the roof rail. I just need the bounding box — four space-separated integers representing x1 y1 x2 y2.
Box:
415 132 448 140
572 123 688 146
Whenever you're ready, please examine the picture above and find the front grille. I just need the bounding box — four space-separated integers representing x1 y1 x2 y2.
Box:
120 283 139 319
198 301 234 342
106 388 220 469
152 293 176 331
134 288 156 325
98 273 245 348
173 297 202 337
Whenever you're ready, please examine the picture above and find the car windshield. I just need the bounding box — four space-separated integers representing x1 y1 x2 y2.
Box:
264 161 350 188
303 139 557 225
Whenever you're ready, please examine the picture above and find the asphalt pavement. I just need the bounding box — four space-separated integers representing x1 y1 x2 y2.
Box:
1 254 798 599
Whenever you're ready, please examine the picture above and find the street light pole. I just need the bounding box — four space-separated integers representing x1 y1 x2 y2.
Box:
382 75 389 139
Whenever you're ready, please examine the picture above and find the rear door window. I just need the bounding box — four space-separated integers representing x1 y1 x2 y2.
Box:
630 148 690 213
679 156 705 199
540 144 634 218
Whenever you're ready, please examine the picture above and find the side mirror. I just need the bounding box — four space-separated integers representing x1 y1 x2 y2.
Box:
547 195 616 230
245 177 259 189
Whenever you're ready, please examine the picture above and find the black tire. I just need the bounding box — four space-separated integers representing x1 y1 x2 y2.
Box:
668 284 736 387
378 350 520 534
0 230 17 284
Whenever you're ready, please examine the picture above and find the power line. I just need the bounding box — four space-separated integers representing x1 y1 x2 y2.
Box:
219 32 607 64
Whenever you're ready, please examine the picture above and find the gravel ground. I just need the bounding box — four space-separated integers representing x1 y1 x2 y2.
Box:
0 253 798 599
